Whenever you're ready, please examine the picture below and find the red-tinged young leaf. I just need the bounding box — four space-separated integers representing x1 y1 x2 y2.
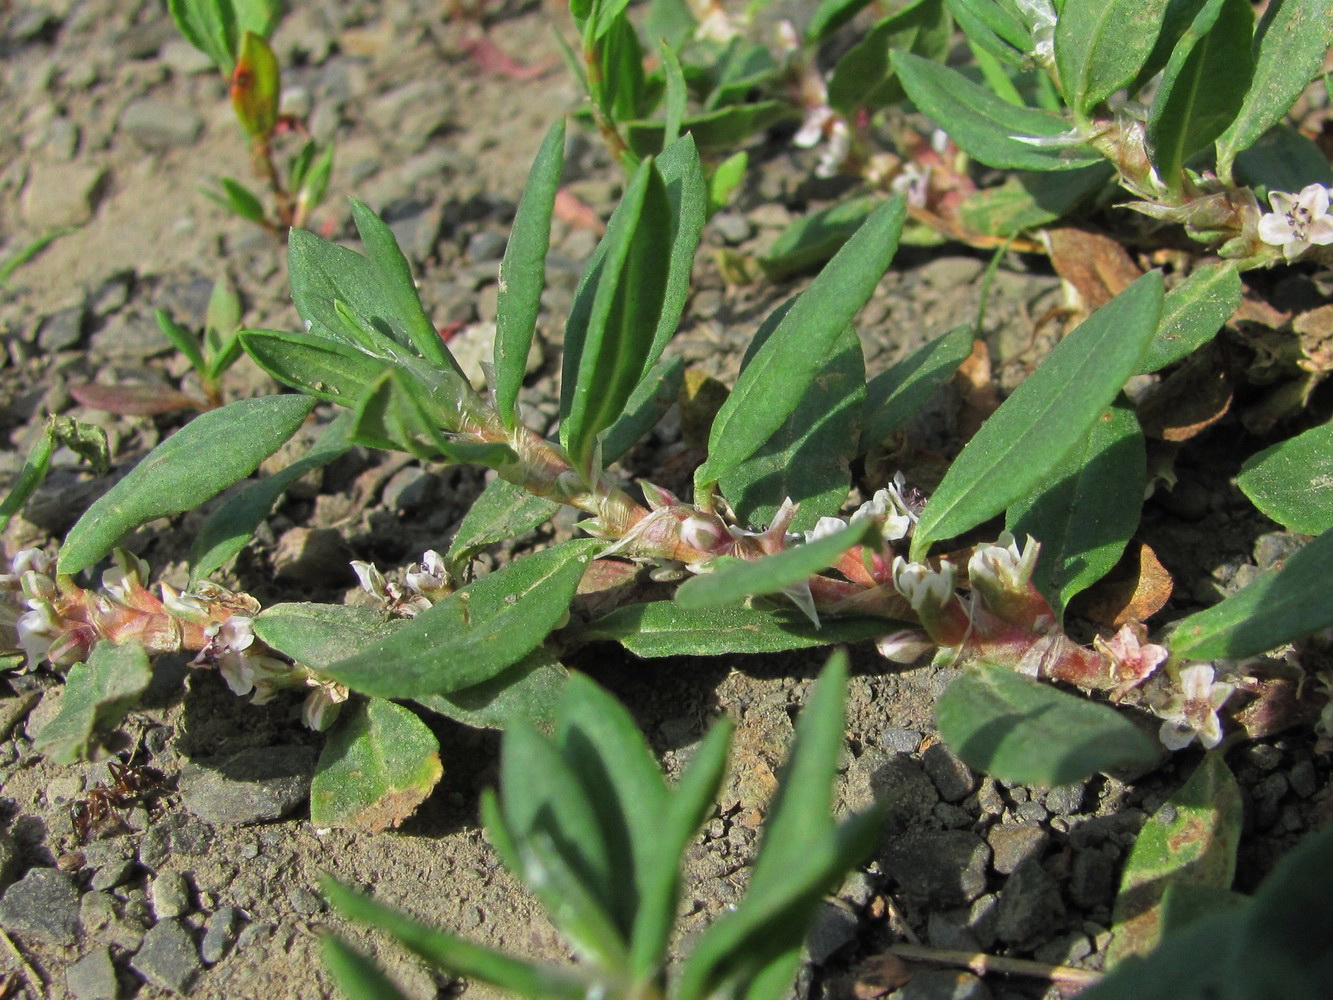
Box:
68 382 205 416
230 31 279 137
1107 754 1242 966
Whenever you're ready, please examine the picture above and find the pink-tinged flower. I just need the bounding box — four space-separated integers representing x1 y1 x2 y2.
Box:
1094 623 1167 696
1258 184 1333 262
1157 664 1235 750
301 679 348 731
404 550 450 605
892 556 956 613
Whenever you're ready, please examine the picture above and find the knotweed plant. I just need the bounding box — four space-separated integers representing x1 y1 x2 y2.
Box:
4 114 1331 827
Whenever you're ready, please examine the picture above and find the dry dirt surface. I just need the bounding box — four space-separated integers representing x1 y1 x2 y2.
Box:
0 2 1330 999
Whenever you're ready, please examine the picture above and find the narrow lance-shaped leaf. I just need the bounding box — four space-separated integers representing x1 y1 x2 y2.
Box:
495 119 565 429
59 394 315 575
34 641 152 764
324 539 602 698
322 937 413 1000
675 518 879 610
239 329 389 405
323 878 597 1000
447 479 560 563
640 133 706 370
1055 0 1171 118
911 272 1162 560
936 664 1159 785
660 40 686 146
310 698 443 831
1107 753 1242 965
575 602 894 657
1146 0 1254 193
349 198 459 374
1168 527 1333 660
1136 260 1241 374
1006 399 1146 618
1236 419 1333 535
1216 0 1333 180
698 197 906 492
863 324 973 446
560 160 671 471
0 423 56 535
892 52 1103 171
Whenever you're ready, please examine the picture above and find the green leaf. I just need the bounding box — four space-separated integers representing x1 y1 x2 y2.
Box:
806 0 876 42
167 0 237 74
0 226 76 288
827 0 953 114
719 324 865 531
660 41 685 145
242 330 384 405
892 52 1102 170
413 649 569 730
1232 124 1333 194
630 719 733 975
1236 420 1333 535
760 197 880 281
34 641 152 764
323 879 596 1000
646 134 707 368
707 152 747 215
945 0 1031 65
231 31 280 137
155 309 207 373
936 664 1159 785
255 602 396 665
1146 0 1254 191
446 479 559 563
1055 0 1171 116
310 698 443 831
675 518 879 610
322 936 413 1000
495 120 565 430
59 394 314 575
323 540 601 698
349 198 456 372
190 414 353 583
910 271 1162 560
1107 754 1242 965
1216 0 1333 179
698 198 906 491
575 602 896 657
600 357 684 463
297 142 336 215
955 164 1114 238
621 102 798 157
1136 261 1242 374
205 177 267 224
1006 399 1145 617
864 324 973 446
560 160 672 470
1168 526 1333 660
0 423 56 535
350 368 516 466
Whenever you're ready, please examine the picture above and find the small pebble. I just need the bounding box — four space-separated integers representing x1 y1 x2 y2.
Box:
0 867 81 946
200 906 239 965
151 872 190 919
131 919 202 994
67 946 120 1000
881 728 922 754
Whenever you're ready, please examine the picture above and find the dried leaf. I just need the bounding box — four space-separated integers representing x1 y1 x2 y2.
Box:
849 954 915 999
1069 542 1174 626
554 187 605 235
953 337 999 436
1137 345 1232 441
1048 227 1143 314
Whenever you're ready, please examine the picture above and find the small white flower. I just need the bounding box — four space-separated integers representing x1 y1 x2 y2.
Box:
875 629 935 663
1 549 54 588
16 600 60 666
892 556 956 613
160 583 210 623
1257 184 1333 262
351 560 392 603
404 550 450 603
1157 664 1235 750
101 550 150 605
794 105 833 149
803 516 849 545
302 680 348 731
815 119 851 179
890 162 933 209
968 532 1040 595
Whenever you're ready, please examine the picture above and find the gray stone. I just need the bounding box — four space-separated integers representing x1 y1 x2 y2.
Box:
711 212 752 245
995 859 1066 946
880 728 921 753
465 229 508 263
382 466 439 513
1289 759 1317 798
89 311 170 360
383 198 441 263
119 99 203 150
20 162 107 228
160 38 215 76
882 830 990 908
927 909 979 952
1033 930 1092 966
889 969 991 1000
200 906 239 964
986 823 1048 875
130 919 200 994
0 867 81 945
286 886 323 915
1044 782 1087 816
1069 848 1115 909
137 813 213 870
806 898 859 964
272 526 353 584
179 745 316 825
89 860 136 892
67 945 120 1000
0 832 18 891
841 751 939 835
922 743 977 803
151 872 190 919
1254 531 1306 571
447 320 542 390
